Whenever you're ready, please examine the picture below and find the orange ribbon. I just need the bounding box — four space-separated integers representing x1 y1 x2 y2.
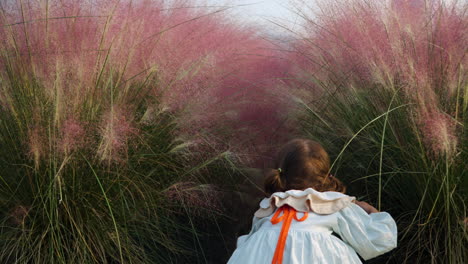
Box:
270 205 308 264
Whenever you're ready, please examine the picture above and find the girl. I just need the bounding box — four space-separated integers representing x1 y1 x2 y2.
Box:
228 139 397 264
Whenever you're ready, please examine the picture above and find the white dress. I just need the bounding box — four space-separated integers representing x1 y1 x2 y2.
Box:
227 188 397 264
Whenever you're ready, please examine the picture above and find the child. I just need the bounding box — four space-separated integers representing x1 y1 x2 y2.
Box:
228 139 397 264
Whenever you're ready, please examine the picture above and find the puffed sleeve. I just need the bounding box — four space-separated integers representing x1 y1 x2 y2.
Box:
333 203 397 260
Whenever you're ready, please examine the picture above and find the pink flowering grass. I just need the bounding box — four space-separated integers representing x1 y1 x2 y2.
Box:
96 106 139 163
288 0 467 262
290 0 466 154
59 117 87 155
0 0 279 262
0 0 290 165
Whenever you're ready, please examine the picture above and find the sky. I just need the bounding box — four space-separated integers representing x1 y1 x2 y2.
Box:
205 0 300 32
231 0 294 19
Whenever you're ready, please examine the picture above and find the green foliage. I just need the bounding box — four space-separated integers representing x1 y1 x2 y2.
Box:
296 85 467 263
0 53 243 263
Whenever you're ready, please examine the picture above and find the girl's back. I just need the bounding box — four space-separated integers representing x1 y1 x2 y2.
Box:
228 139 397 264
228 189 397 264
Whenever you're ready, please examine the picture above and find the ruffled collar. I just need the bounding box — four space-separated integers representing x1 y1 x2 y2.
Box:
254 188 355 218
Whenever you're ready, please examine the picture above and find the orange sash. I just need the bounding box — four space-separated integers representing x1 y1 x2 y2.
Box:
270 205 308 264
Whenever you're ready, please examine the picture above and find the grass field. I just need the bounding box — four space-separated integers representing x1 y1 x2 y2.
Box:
0 0 466 263
287 0 467 262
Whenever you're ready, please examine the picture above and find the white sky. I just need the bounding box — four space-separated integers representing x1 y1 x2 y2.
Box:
230 0 293 19
205 0 300 33
204 0 462 32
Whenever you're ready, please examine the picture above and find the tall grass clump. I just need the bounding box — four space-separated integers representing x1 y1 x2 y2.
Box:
0 0 280 262
288 0 467 262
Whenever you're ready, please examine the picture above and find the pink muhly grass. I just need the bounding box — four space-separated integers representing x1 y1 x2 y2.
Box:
1 0 219 101
97 106 139 164
182 47 293 164
164 181 222 216
59 117 87 155
26 125 46 169
419 110 458 157
290 0 466 157
1 0 293 164
292 0 466 94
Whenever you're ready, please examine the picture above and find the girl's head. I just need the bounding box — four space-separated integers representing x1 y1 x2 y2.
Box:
264 139 346 195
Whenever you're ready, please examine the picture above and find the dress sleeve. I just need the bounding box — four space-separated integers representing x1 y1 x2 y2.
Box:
333 203 397 260
236 216 266 248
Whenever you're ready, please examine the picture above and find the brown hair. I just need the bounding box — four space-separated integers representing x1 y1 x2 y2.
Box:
264 139 346 195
